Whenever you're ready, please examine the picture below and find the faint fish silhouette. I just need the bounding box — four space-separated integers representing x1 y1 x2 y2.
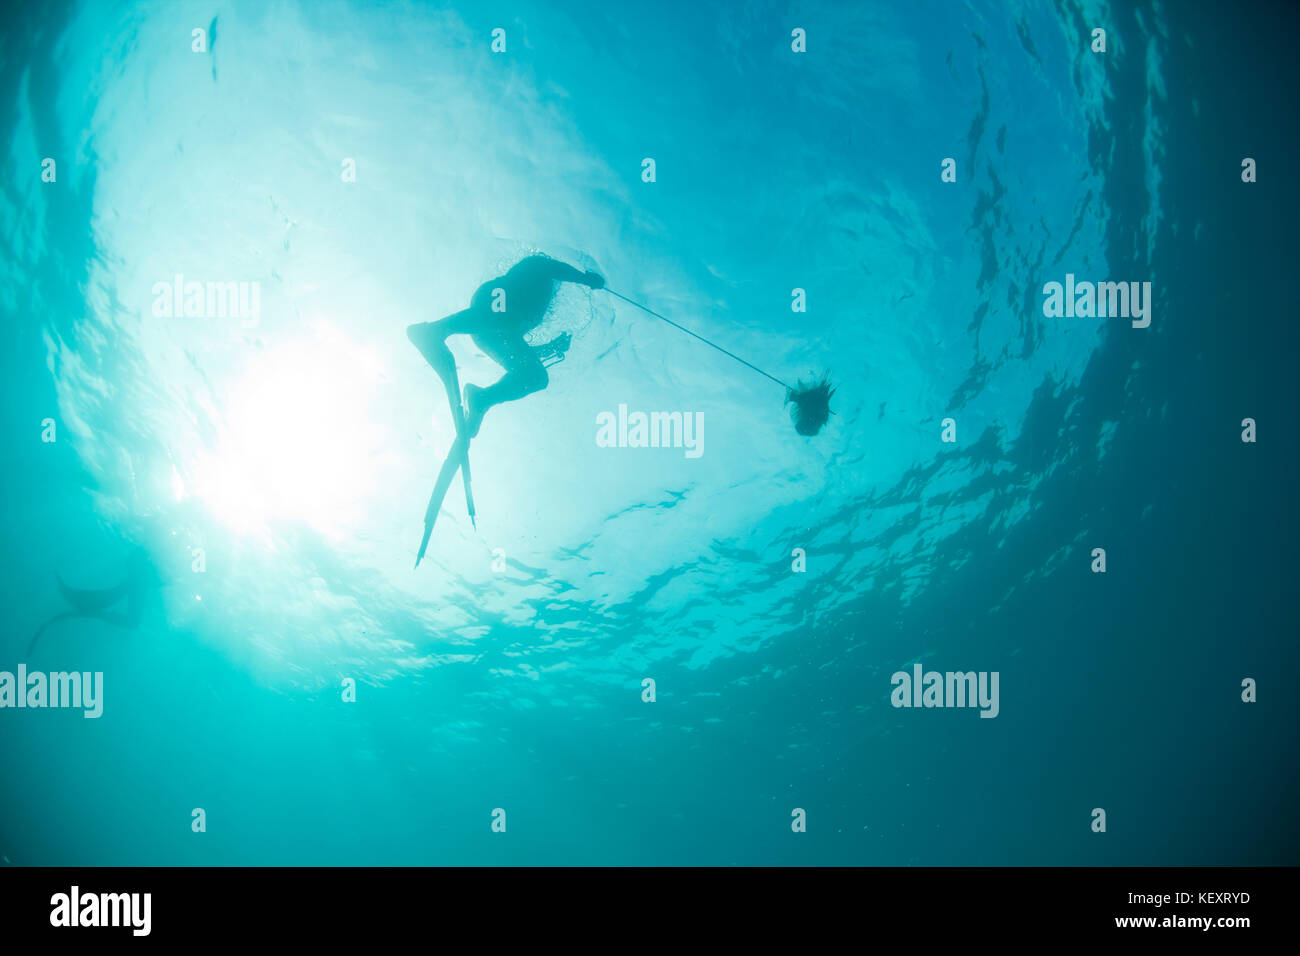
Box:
27 549 162 656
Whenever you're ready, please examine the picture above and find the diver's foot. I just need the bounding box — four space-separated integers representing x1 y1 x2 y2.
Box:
407 323 453 376
463 384 486 439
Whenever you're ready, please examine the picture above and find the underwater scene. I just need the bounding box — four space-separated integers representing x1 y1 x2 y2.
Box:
1 0 1296 866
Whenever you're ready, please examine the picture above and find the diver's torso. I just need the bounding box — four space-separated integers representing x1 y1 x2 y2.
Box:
471 256 556 329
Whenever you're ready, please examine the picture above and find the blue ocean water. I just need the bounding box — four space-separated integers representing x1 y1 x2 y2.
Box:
1 0 1296 866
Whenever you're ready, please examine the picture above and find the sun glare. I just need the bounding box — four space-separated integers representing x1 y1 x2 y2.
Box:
193 324 388 537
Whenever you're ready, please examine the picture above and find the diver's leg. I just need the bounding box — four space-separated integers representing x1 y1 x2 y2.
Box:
407 309 480 377
410 311 479 523
407 309 482 431
463 332 548 438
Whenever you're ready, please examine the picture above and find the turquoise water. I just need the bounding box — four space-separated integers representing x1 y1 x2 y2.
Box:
1 0 1296 865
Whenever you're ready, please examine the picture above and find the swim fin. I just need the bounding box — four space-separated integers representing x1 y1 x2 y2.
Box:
415 432 472 568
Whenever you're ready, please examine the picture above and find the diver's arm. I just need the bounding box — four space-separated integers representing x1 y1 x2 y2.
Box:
544 259 605 289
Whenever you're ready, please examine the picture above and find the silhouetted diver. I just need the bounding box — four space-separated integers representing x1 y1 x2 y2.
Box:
28 550 156 655
407 254 603 439
407 254 602 565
